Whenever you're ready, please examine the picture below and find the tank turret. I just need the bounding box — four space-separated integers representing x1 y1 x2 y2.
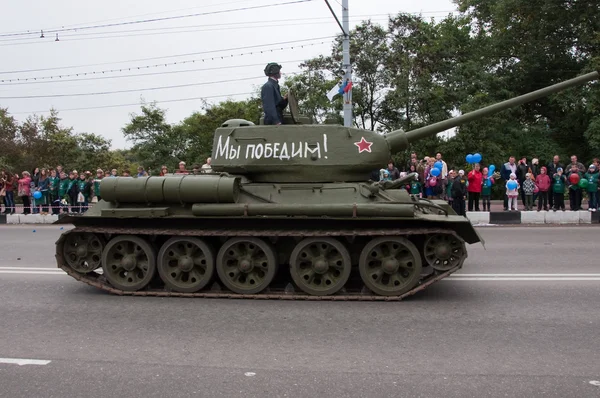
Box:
211 71 599 182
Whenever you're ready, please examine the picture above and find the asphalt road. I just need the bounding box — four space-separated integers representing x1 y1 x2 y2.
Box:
0 225 599 397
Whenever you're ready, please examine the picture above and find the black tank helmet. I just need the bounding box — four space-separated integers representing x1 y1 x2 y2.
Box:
264 62 282 76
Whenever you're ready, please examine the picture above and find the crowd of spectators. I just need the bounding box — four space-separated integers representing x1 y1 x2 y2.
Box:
372 152 600 216
3 152 599 217
0 158 212 215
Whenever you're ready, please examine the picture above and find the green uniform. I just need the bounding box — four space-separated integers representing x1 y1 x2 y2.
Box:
77 180 88 201
48 176 59 200
584 172 599 192
59 178 70 199
481 177 492 196
410 181 421 195
93 178 102 198
446 178 453 198
553 174 566 194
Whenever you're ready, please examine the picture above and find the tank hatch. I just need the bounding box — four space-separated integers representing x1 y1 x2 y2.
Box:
221 119 255 128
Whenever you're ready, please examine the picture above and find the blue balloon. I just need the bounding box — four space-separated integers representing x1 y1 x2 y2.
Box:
430 167 441 177
507 180 517 190
473 153 482 163
33 191 42 199
488 164 496 174
434 161 443 170
466 154 474 163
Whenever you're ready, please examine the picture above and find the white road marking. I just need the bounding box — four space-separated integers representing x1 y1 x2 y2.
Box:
589 381 600 386
0 267 64 271
0 358 51 366
0 270 65 275
1 267 600 281
244 372 256 377
455 274 600 277
447 277 600 281
0 267 65 275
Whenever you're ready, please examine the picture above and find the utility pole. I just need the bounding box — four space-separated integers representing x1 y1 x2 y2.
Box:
341 0 352 127
324 0 352 126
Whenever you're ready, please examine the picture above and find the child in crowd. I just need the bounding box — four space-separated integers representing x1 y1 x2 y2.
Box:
379 169 391 182
481 167 493 211
584 164 598 211
409 177 422 198
552 167 567 211
522 173 536 210
506 173 520 211
566 164 583 211
535 166 551 211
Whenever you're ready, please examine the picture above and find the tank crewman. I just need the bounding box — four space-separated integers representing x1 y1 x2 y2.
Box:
261 62 288 125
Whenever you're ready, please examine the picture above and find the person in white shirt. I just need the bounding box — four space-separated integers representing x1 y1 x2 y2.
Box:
201 157 212 173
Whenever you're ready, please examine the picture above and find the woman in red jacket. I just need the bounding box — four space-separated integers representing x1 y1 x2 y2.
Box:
467 163 483 211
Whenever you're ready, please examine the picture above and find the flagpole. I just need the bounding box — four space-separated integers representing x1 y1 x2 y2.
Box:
342 0 352 127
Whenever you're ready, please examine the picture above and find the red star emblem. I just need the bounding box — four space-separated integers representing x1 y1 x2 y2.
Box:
354 137 373 153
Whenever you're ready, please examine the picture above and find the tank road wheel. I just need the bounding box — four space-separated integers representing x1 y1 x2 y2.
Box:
101 235 157 291
62 232 105 274
157 237 215 293
423 234 467 271
216 237 277 294
359 237 422 296
289 238 351 296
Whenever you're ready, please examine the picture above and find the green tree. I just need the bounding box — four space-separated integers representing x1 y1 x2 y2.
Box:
0 108 19 171
454 0 600 162
122 102 184 170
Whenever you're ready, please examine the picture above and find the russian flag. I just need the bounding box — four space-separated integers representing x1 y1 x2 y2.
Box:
343 80 353 93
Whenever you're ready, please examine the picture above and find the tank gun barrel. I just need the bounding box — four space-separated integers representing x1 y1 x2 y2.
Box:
385 71 599 152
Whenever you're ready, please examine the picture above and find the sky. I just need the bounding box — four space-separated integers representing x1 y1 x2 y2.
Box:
0 0 457 149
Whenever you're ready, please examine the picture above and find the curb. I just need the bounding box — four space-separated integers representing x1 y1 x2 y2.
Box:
0 211 598 225
0 214 60 224
466 210 600 225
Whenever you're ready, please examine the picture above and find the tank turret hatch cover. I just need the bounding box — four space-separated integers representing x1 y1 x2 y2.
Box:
221 119 256 128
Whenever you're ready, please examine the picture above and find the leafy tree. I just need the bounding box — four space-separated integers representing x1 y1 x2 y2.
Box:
0 108 19 170
122 98 263 170
455 0 600 162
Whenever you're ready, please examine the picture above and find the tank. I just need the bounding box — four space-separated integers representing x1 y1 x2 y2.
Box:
55 70 599 300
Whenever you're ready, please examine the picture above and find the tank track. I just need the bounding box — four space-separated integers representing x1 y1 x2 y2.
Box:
55 226 467 301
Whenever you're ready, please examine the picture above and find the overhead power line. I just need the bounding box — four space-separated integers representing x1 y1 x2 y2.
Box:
0 0 317 38
0 36 334 76
0 16 409 46
0 75 265 99
0 12 458 45
0 38 332 83
9 92 259 115
0 59 309 86
28 0 255 33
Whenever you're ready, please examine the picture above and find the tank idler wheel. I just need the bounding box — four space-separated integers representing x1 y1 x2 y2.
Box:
359 237 422 296
289 238 351 296
423 234 467 271
63 232 105 274
157 237 215 293
101 235 157 291
216 237 277 294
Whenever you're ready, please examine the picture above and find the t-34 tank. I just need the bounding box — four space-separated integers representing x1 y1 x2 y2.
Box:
55 71 599 300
